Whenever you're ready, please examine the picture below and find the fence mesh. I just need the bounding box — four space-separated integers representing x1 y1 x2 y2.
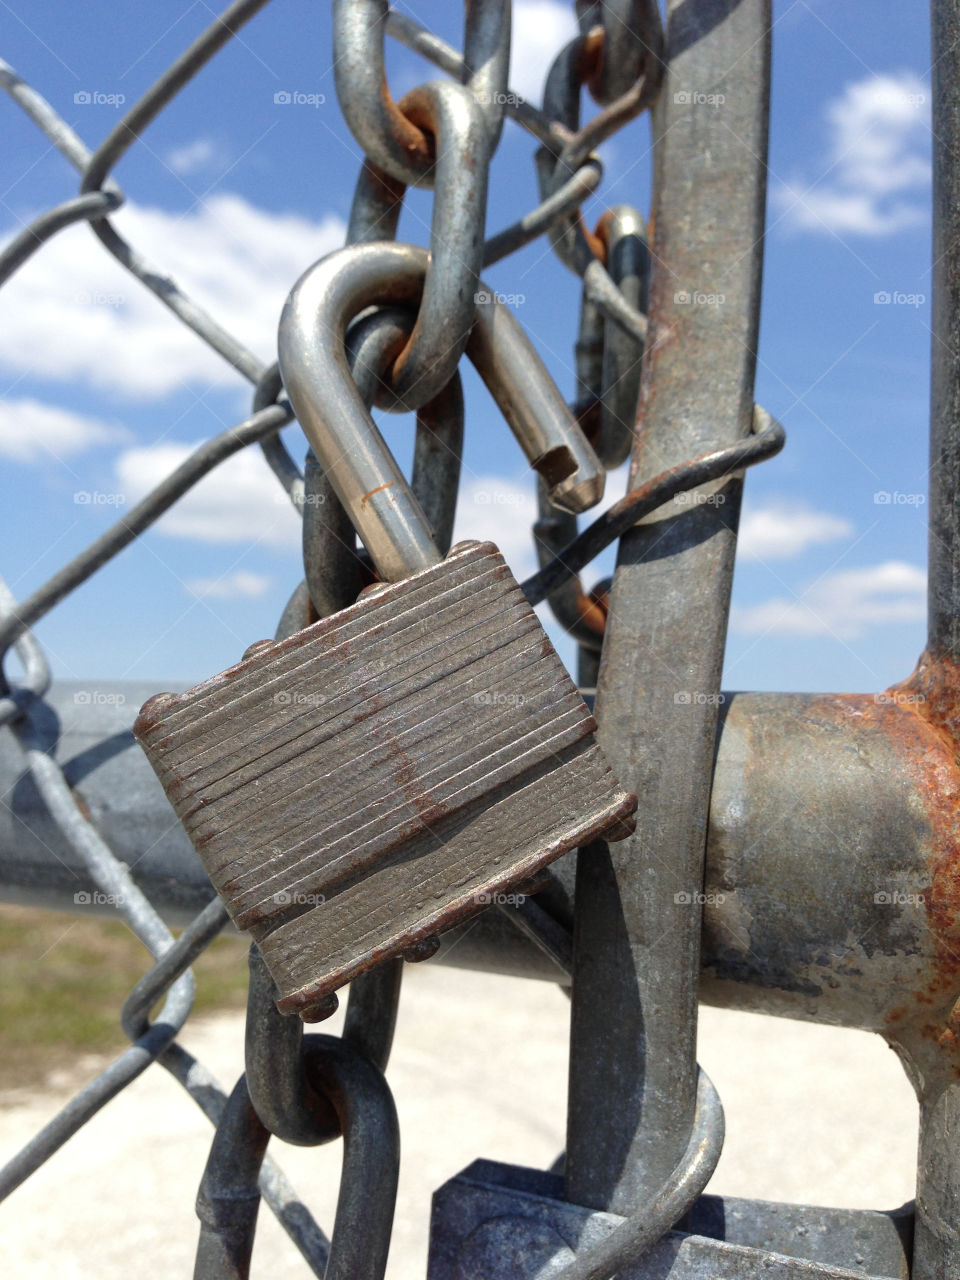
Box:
0 2 787 1274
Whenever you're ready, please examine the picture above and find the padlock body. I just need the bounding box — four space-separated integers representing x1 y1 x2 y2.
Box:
135 541 636 1015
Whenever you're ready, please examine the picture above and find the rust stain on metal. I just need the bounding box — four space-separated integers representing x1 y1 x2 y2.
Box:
360 481 395 506
132 691 177 737
72 788 93 824
593 208 615 255
578 26 605 104
394 86 439 165
575 584 609 636
872 650 960 1069
379 82 433 166
896 647 960 754
385 734 453 833
738 684 960 1070
576 214 606 266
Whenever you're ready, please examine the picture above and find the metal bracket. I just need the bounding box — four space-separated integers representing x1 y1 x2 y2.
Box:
427 1161 912 1280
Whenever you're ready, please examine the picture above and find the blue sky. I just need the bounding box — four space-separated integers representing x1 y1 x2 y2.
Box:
0 0 934 696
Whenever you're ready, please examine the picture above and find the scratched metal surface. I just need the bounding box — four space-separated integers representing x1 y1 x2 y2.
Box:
134 541 635 1015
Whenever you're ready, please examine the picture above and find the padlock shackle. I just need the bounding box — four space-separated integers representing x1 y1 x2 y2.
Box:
279 241 604 582
468 289 605 514
279 244 443 581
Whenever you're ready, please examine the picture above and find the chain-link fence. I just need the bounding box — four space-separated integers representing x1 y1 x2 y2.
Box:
0 1 957 1277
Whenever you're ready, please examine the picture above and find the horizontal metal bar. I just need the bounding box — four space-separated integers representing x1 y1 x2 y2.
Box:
4 680 956 1047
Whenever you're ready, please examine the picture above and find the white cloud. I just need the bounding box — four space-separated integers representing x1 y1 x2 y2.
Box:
826 75 930 195
0 193 345 399
0 397 128 462
185 570 271 599
453 474 539 582
775 72 930 236
116 441 301 548
510 1 579 104
737 502 853 561
731 561 926 639
166 138 218 175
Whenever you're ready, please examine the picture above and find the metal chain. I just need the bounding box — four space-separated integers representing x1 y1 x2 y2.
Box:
195 1035 399 1280
575 0 665 106
332 0 505 410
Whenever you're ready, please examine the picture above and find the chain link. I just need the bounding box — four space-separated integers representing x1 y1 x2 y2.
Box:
333 0 507 410
576 0 665 106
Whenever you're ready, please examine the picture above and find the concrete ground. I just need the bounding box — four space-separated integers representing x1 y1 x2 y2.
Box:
0 962 918 1277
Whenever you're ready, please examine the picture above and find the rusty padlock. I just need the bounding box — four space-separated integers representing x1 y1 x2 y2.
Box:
134 243 637 1019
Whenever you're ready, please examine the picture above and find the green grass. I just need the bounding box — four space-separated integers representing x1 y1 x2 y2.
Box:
0 903 249 1095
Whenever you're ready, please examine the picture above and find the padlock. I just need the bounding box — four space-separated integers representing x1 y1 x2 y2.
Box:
134 243 637 1019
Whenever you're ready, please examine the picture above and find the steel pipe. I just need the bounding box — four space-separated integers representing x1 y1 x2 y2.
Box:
5 680 957 1014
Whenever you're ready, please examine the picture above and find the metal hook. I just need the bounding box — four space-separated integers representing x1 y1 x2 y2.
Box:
278 241 606 583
